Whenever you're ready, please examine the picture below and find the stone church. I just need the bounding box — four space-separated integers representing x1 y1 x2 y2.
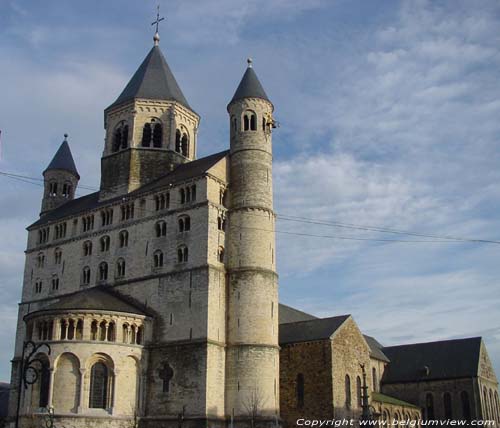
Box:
7 27 500 428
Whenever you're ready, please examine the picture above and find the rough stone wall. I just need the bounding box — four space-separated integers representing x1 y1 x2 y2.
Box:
100 99 199 201
382 378 479 420
13 153 231 425
331 317 372 421
225 96 279 421
279 340 333 426
41 169 79 215
369 358 387 393
371 399 421 424
478 341 500 422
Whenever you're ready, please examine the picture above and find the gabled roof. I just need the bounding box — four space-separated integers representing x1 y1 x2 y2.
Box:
229 63 270 106
279 315 350 345
108 46 191 110
25 286 150 318
44 140 79 179
279 303 318 324
364 335 390 363
29 150 229 228
381 337 482 384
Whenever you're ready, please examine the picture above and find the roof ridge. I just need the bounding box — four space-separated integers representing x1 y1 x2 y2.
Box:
280 314 350 326
383 336 482 349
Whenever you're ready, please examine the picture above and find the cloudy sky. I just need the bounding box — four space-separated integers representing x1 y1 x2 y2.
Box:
0 0 499 382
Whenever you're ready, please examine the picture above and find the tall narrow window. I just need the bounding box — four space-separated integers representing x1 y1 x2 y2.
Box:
119 230 129 247
356 376 362 408
83 241 92 256
89 362 109 409
100 235 110 252
116 258 126 278
175 129 181 153
38 358 51 408
155 221 167 237
51 275 59 291
153 123 163 147
142 123 152 147
444 392 453 419
243 111 257 131
154 250 164 268
181 133 188 156
296 373 304 408
121 125 128 149
426 393 435 420
99 262 108 281
345 375 351 409
113 127 122 152
461 391 471 421
372 367 377 392
177 246 188 263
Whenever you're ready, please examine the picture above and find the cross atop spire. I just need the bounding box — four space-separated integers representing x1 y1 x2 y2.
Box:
151 5 165 46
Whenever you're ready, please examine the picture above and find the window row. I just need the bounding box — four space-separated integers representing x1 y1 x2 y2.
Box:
231 110 270 132
155 192 170 211
483 386 500 423
29 318 143 345
34 275 60 294
54 222 67 240
47 182 73 198
175 129 189 157
424 391 475 421
179 185 196 204
112 121 129 152
38 227 50 244
101 208 113 226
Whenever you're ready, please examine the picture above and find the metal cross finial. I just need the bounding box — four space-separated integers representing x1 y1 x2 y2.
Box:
152 5 165 46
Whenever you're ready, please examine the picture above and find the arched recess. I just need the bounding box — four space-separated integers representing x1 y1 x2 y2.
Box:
53 352 81 413
85 353 115 411
29 353 50 410
115 356 140 415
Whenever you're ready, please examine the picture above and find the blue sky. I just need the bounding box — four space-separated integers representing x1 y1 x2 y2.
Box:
0 0 499 382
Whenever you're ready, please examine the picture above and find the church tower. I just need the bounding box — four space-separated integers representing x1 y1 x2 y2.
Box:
99 30 200 201
40 134 79 215
226 59 280 423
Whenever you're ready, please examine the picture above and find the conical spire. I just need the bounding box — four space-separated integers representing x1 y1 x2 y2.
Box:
229 58 270 106
44 135 80 179
108 46 191 110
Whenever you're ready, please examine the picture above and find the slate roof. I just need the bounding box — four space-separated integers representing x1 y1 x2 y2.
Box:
229 65 270 105
279 315 350 345
279 303 318 324
364 335 390 363
108 46 191 110
29 150 229 228
371 392 419 409
44 141 79 178
381 337 482 384
25 286 150 318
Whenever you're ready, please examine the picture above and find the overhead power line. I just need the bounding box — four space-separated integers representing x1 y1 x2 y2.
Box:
1 169 499 245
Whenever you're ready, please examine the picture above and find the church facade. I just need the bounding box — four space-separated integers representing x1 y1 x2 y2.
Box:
7 29 500 428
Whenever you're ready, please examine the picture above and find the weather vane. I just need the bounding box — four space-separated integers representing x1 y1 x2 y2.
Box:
152 5 165 46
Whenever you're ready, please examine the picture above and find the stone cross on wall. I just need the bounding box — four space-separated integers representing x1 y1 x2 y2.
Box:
158 362 174 393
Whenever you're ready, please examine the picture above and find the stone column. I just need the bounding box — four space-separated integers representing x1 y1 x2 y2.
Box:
48 368 55 408
77 368 86 413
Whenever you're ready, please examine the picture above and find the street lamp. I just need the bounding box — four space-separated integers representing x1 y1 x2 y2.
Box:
15 340 51 428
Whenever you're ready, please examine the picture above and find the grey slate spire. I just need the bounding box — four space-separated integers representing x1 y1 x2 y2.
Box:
108 46 190 110
229 58 270 105
44 135 80 179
